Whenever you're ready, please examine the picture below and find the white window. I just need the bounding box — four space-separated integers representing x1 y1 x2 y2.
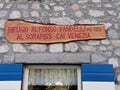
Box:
23 65 81 90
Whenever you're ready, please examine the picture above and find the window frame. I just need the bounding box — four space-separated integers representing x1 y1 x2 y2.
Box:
22 65 81 90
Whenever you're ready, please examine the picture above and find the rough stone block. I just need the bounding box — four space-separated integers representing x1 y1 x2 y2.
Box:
49 44 63 53
3 53 15 63
65 42 78 52
0 45 9 54
91 53 107 63
15 53 90 64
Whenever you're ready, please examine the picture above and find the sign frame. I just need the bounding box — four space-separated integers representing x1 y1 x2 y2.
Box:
5 20 106 43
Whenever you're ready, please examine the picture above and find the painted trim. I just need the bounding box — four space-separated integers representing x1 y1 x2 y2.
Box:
77 67 82 90
22 67 29 90
0 81 21 90
0 64 23 81
82 64 114 82
82 73 114 82
83 82 115 90
0 64 23 72
82 64 114 73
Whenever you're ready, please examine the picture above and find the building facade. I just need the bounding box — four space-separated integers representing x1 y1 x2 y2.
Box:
0 0 120 90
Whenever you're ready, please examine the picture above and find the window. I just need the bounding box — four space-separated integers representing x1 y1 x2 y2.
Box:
23 65 81 90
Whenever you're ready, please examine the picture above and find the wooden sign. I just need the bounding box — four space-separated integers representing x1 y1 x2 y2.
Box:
5 20 106 43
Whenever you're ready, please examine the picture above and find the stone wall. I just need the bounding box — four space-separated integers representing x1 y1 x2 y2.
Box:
0 0 120 89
